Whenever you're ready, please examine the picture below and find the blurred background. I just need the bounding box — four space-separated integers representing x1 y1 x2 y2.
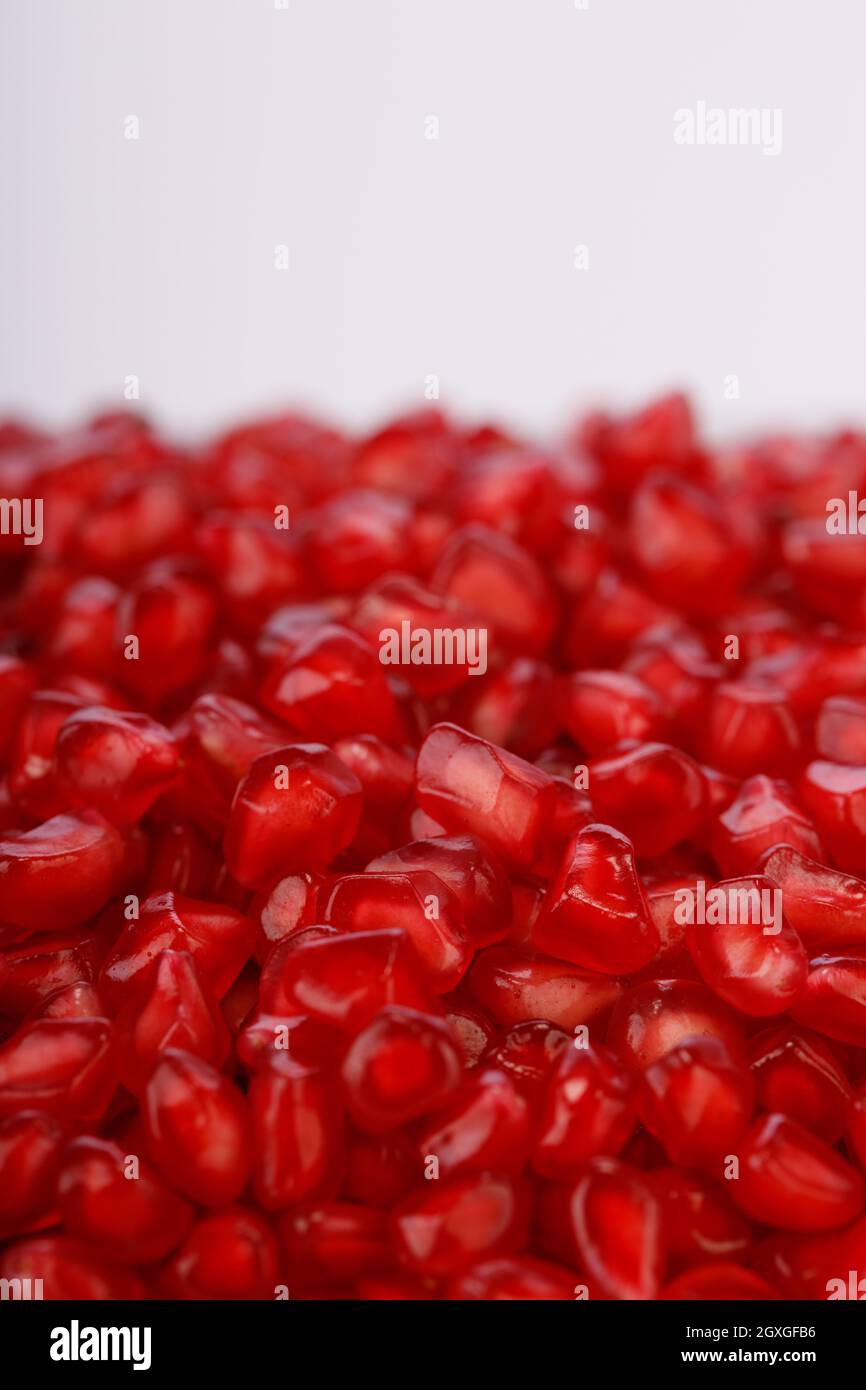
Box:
1 0 864 443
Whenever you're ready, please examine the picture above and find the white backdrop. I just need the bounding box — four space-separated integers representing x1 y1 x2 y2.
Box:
2 0 864 443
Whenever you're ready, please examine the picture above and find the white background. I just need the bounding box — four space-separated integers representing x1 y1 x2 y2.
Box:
1 0 864 444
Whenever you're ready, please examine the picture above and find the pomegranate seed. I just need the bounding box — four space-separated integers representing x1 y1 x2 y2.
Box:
250 1054 344 1209
113 949 231 1093
703 681 800 777
800 761 866 872
710 774 823 877
483 1019 571 1098
163 1206 279 1300
340 1006 462 1132
0 1234 144 1299
588 742 707 857
415 722 555 869
815 695 866 763
685 874 808 1016
607 978 747 1072
468 945 624 1032
848 1079 866 1171
391 1174 531 1278
732 1113 865 1231
0 1110 67 1235
791 950 866 1045
533 823 659 974
555 669 664 754
0 1017 116 1122
0 812 124 931
143 1049 252 1206
749 1024 850 1141
57 1135 193 1263
570 1159 664 1300
532 1041 636 1177
366 834 512 949
760 844 866 949
636 1036 754 1168
279 1201 390 1285
416 1066 530 1178
651 1168 752 1267
447 1256 576 1300
224 743 362 889
662 1264 779 1299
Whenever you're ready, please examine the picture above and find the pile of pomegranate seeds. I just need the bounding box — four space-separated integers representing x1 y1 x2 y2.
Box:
2 394 866 1302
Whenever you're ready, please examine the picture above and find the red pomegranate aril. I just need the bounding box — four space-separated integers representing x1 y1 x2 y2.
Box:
483 1019 571 1098
416 1066 530 1178
749 1024 851 1141
791 950 866 1045
255 872 323 962
415 722 555 869
224 743 362 889
0 1234 144 1300
260 928 437 1031
116 567 217 704
710 775 824 877
815 695 866 764
99 891 255 1009
607 978 747 1073
366 834 512 949
54 706 179 824
0 811 124 932
7 689 87 818
163 1206 279 1300
533 823 659 975
662 1264 779 1300
732 1113 864 1231
468 946 625 1033
341 1006 462 1133
759 844 866 949
279 1201 390 1284
637 1036 754 1169
431 524 558 656
0 925 110 1020
143 1049 252 1206
445 1001 498 1067
570 1158 664 1300
449 658 560 761
351 573 485 697
114 949 231 1093
448 1256 576 1300
588 742 707 857
703 681 800 778
57 1135 193 1263
322 870 470 992
532 1040 636 1177
250 1054 344 1209
0 655 35 764
237 1012 343 1073
260 623 405 743
0 1110 67 1233
0 1017 116 1122
651 1168 752 1267
555 670 663 754
187 692 288 793
799 761 866 872
685 874 808 1016
390 1174 531 1278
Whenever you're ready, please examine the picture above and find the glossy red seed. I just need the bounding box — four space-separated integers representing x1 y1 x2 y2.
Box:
849 1079 866 1171
760 844 866 949
0 812 124 931
651 1168 752 1267
685 874 808 1016
749 1024 850 1141
260 928 437 1031
254 872 322 962
143 1049 252 1206
588 742 707 857
431 524 558 656
791 950 866 1045
54 706 179 824
114 949 231 1093
57 1135 193 1262
703 681 800 778
483 1019 571 1098
279 1201 390 1284
366 834 512 949
570 1158 664 1300
607 978 747 1073
533 823 659 975
532 1041 636 1177
467 945 625 1032
322 870 471 992
224 743 362 889
710 774 823 877
163 1206 279 1300
799 761 866 872
0 1017 116 1122
815 695 866 763
341 1006 462 1133
99 891 255 1009
0 1111 67 1235
260 623 405 743
250 1054 344 1209
390 1174 531 1278
344 1129 415 1208
555 670 663 754
415 722 555 869
732 1113 865 1231
637 1036 754 1169
0 1234 144 1300
416 1066 530 1178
